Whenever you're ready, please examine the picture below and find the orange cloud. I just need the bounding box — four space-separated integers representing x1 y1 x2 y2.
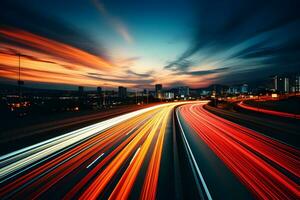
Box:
0 28 140 88
0 28 112 71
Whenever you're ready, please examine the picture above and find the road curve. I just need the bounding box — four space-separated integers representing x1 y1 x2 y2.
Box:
1 101 299 200
177 102 300 200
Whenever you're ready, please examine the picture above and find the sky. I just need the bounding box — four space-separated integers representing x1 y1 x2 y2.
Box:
0 0 300 90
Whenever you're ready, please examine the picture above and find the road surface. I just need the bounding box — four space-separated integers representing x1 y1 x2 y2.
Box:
0 102 299 199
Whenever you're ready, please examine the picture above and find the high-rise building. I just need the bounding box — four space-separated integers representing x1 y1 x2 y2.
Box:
118 86 127 98
78 86 84 94
272 76 278 91
284 78 289 93
277 76 289 93
155 84 162 98
240 84 248 94
296 76 300 92
97 87 102 94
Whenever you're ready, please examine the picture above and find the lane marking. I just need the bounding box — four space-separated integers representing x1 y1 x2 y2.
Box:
176 108 213 200
130 147 141 165
87 153 105 169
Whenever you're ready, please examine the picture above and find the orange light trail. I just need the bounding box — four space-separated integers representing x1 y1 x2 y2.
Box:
0 103 185 199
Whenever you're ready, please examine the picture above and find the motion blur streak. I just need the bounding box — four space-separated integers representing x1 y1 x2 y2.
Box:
0 104 168 182
238 101 300 119
140 105 169 200
0 103 185 199
178 103 300 199
80 104 176 200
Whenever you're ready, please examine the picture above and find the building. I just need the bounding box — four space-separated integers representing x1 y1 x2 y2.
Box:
164 92 174 99
276 76 289 93
227 86 239 94
97 87 102 94
178 86 190 98
78 86 84 96
284 78 289 93
78 86 84 93
118 86 127 98
240 84 248 94
272 76 278 91
291 75 300 92
155 84 163 99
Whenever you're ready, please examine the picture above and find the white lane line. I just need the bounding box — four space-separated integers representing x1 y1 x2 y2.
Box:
176 108 213 200
130 147 141 165
87 153 105 169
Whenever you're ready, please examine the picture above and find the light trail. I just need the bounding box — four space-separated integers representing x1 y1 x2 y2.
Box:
86 153 105 169
0 103 169 181
178 102 300 200
238 101 300 119
1 108 156 199
2 100 296 199
79 104 178 200
0 102 185 199
140 105 170 200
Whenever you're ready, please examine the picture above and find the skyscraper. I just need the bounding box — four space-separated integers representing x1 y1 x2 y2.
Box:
97 87 102 94
155 84 162 99
118 86 127 98
78 86 84 94
277 76 289 93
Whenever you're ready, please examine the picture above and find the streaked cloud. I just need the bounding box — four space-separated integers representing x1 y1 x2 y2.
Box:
92 0 133 44
0 28 149 88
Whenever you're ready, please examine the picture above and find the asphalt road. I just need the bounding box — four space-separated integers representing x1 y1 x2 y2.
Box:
177 103 299 199
0 102 299 199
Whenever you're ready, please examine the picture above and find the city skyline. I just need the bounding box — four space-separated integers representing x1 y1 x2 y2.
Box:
1 0 299 90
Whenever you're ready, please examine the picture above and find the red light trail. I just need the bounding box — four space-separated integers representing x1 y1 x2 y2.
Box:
238 101 300 119
178 103 300 199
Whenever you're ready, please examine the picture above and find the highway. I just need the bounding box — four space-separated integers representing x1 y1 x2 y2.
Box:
0 102 299 199
177 103 299 199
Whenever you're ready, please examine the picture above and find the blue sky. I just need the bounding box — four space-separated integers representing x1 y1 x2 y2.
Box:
0 0 300 89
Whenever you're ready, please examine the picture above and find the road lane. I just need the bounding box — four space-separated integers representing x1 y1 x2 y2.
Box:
177 102 300 200
1 101 299 200
0 102 184 200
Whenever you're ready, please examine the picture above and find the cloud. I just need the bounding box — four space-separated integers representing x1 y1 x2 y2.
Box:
0 28 136 88
86 72 154 85
92 0 133 44
126 70 153 78
0 28 113 71
0 0 108 59
182 67 230 76
164 0 300 85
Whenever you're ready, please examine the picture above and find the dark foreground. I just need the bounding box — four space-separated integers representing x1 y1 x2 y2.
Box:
0 102 299 199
